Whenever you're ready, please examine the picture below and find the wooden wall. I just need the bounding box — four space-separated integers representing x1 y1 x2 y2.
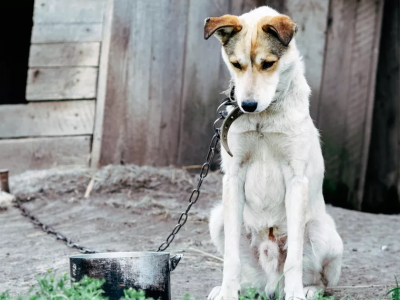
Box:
0 0 107 174
363 0 400 214
318 0 384 210
94 0 384 211
0 0 386 212
270 0 330 120
94 0 330 168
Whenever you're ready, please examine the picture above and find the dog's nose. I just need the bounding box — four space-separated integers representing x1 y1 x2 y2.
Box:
241 100 258 112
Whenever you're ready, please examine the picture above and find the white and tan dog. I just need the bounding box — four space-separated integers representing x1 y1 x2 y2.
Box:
204 6 343 300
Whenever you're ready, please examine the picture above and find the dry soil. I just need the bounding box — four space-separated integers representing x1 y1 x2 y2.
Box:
0 165 399 299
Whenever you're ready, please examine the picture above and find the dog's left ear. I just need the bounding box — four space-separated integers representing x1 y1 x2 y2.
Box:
262 15 298 47
204 15 242 44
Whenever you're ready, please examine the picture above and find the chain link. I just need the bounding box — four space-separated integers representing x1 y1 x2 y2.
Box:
15 199 99 254
13 88 237 255
157 89 236 252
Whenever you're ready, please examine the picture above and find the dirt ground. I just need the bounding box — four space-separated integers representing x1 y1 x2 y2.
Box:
0 165 399 300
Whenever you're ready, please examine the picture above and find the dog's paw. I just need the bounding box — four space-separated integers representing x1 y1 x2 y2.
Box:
211 282 240 300
284 288 306 300
208 286 221 300
303 286 322 299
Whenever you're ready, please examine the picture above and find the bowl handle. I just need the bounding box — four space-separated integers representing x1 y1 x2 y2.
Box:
169 254 183 271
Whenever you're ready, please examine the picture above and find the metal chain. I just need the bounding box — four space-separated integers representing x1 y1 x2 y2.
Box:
157 88 237 252
15 199 99 254
13 87 237 255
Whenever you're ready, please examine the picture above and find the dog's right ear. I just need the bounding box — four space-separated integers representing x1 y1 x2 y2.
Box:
261 15 298 47
204 15 242 45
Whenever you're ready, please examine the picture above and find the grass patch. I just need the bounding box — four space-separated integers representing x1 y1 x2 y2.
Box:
0 271 398 300
387 277 400 300
0 271 152 300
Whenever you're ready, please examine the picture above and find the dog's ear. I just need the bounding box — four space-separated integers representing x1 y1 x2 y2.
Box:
204 15 242 44
261 15 298 47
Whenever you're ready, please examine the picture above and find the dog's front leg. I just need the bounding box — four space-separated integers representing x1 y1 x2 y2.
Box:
217 174 245 300
283 165 308 300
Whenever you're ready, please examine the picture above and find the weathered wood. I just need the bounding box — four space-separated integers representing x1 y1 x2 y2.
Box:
231 0 267 14
34 0 105 24
364 0 400 213
342 0 383 210
318 0 357 207
97 0 330 167
318 0 384 210
0 101 95 138
283 0 329 121
26 67 98 100
91 0 113 168
31 24 103 43
356 0 384 207
29 43 100 67
0 136 91 175
98 0 190 166
177 0 230 166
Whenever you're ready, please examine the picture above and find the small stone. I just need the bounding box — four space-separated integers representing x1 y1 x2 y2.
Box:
381 245 389 251
67 197 76 203
0 191 15 210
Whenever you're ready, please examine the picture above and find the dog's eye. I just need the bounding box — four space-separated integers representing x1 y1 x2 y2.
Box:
261 61 275 70
232 62 242 70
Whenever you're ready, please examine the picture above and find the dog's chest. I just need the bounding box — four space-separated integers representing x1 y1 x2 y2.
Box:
226 116 291 230
243 158 287 231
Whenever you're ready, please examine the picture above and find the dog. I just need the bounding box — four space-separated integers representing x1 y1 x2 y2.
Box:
204 6 343 300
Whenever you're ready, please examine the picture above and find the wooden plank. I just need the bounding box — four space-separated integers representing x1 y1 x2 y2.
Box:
34 0 105 24
363 0 397 213
342 0 383 209
177 0 231 166
96 0 134 166
283 0 330 121
98 0 190 166
0 136 91 175
91 0 113 168
318 0 384 210
29 43 100 67
154 1 190 166
231 0 268 15
26 67 98 100
0 101 95 138
31 24 103 43
318 0 358 206
95 0 328 167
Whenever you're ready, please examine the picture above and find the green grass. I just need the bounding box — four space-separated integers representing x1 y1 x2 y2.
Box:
0 271 399 300
0 270 153 300
387 277 400 300
237 283 400 300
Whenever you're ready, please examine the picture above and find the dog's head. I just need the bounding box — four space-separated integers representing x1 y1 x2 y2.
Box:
204 7 298 113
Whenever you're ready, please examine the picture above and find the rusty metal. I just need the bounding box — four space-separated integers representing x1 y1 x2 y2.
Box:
70 252 182 300
156 87 237 252
0 169 10 193
15 198 98 254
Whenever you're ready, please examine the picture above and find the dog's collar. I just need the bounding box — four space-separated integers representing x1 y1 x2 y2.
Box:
218 86 244 157
219 86 280 157
220 106 243 157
